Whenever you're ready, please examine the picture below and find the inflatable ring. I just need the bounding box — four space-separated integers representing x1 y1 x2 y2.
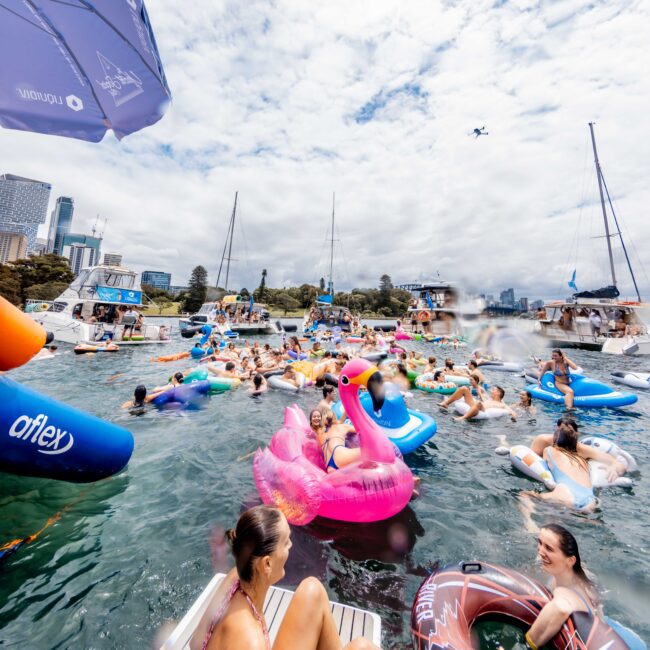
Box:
412 561 630 649
417 310 430 322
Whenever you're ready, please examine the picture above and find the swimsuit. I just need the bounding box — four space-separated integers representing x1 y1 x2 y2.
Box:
546 448 596 510
322 436 346 471
553 362 570 382
201 579 270 650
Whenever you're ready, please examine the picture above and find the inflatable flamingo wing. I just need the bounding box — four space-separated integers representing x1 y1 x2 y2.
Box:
253 448 322 525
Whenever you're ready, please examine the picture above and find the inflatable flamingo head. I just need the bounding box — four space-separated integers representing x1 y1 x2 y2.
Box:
339 358 385 413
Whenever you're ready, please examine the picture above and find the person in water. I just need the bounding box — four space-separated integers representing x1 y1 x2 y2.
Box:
539 349 579 409
525 524 644 650
309 409 358 472
247 373 268 396
120 384 169 409
518 417 625 513
512 389 536 416
191 505 378 650
440 375 517 421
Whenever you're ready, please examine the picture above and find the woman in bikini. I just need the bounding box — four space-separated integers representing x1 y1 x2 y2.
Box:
192 506 377 650
309 410 358 472
526 524 643 649
539 349 579 409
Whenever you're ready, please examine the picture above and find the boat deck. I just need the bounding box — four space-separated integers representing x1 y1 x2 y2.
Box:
161 573 381 649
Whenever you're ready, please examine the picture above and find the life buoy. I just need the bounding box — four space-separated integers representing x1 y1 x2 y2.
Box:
412 561 628 649
417 310 430 322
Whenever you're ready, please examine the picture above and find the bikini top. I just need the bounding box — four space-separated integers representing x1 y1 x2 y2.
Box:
201 579 270 650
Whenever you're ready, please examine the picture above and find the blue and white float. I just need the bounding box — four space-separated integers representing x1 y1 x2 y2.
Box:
151 380 210 408
0 377 133 483
332 389 436 454
527 372 637 408
611 371 650 390
497 436 638 490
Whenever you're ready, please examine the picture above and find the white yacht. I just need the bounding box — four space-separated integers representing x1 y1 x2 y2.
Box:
179 295 282 337
398 281 485 336
26 265 171 345
537 123 649 355
538 296 650 355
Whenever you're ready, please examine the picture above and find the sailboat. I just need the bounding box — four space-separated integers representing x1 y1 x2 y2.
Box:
538 123 650 355
302 193 355 333
179 192 282 336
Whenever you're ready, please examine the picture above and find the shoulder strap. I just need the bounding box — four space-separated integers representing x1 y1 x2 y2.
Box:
566 586 594 615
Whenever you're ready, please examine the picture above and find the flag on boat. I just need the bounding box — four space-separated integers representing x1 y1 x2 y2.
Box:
568 270 578 292
426 292 434 309
317 295 333 304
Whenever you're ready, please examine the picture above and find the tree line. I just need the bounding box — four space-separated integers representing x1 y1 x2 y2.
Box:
0 258 412 318
177 266 412 316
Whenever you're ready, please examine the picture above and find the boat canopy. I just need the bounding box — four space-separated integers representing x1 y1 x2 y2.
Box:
573 285 620 299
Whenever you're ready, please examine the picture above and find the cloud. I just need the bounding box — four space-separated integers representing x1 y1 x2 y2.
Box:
2 0 649 302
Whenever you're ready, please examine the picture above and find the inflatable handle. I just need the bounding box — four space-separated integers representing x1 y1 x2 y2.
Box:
461 562 482 573
0 295 47 371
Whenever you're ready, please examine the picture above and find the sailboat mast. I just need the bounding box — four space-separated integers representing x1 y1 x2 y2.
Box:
588 122 617 287
224 191 238 292
329 192 335 298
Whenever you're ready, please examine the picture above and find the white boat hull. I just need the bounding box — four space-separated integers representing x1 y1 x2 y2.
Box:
601 336 650 355
29 311 170 346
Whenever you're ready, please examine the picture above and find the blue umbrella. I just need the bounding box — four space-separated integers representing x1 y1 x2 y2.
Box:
0 0 171 142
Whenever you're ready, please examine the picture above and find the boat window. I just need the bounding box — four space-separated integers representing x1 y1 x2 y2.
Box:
49 301 67 313
198 303 215 315
69 269 90 291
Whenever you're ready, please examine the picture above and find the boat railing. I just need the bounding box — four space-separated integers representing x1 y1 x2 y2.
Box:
87 321 172 343
24 299 54 313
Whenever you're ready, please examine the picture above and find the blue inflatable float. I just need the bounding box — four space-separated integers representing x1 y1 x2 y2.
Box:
151 380 210 408
527 372 637 409
332 391 436 454
0 377 134 483
199 324 213 346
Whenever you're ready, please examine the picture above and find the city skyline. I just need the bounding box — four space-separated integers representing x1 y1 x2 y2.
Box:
2 2 648 301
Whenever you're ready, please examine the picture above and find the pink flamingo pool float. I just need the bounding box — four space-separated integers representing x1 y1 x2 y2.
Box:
253 358 414 525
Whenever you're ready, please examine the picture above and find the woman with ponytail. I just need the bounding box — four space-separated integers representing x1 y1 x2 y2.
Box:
526 524 644 649
191 505 377 650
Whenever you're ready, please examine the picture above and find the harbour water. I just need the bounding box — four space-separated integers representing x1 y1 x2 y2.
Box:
1 319 649 648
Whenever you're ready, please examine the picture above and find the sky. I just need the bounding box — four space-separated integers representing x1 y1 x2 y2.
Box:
2 0 650 301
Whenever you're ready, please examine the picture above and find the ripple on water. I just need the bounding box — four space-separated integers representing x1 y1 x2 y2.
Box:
1 322 649 647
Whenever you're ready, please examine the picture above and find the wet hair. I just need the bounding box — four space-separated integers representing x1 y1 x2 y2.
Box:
322 385 335 398
553 417 587 469
468 360 478 369
493 385 505 399
226 505 283 583
253 374 263 389
225 361 235 371
541 523 596 599
396 363 409 377
520 390 533 406
428 356 436 365
444 359 454 369
470 373 482 384
134 385 147 406
399 352 407 360
433 370 444 381
552 348 564 358
173 372 184 384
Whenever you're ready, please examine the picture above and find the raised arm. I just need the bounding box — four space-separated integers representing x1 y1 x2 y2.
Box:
531 434 554 456
526 590 575 648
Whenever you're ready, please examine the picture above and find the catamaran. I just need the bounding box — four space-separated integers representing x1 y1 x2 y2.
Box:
25 264 171 345
537 123 650 355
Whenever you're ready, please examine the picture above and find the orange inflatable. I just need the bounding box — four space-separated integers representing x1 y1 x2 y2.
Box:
0 296 47 371
151 351 190 363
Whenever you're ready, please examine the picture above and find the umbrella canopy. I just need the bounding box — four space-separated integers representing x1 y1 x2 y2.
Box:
0 0 171 142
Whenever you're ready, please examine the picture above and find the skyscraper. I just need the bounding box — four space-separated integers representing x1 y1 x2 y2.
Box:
68 244 96 276
61 233 102 269
47 196 74 254
0 232 28 263
102 252 123 266
141 271 172 291
0 173 51 253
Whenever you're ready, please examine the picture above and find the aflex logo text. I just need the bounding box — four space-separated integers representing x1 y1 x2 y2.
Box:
8 414 74 455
